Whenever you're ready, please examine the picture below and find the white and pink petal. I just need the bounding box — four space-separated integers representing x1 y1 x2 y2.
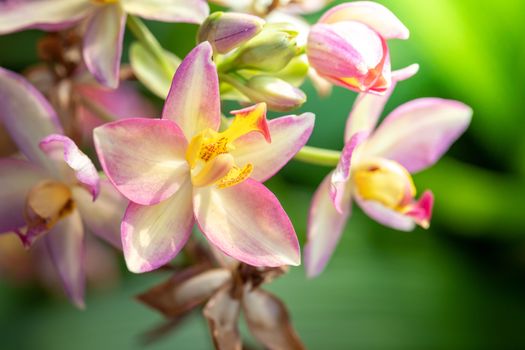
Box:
121 179 194 273
193 179 300 267
94 118 189 206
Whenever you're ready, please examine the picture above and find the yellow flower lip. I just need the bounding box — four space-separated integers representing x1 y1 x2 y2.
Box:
25 180 75 235
353 158 416 211
186 103 270 189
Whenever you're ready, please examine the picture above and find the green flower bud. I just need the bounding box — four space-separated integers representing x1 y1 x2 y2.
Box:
241 75 306 111
229 26 301 73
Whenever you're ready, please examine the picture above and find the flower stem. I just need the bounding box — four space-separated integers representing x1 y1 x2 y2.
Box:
294 146 341 167
126 15 174 78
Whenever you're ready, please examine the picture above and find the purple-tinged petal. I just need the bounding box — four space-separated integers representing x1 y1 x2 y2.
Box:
0 159 48 233
203 286 242 350
319 1 410 40
44 209 85 308
344 64 419 142
0 0 92 35
138 268 231 317
354 195 415 231
75 81 158 144
405 191 434 229
83 4 126 89
362 98 473 173
230 113 315 182
94 118 189 206
243 289 305 350
330 131 367 213
122 0 209 23
162 42 221 139
198 12 265 54
39 134 100 200
304 173 350 278
0 67 62 172
122 180 194 273
73 179 127 250
194 179 300 267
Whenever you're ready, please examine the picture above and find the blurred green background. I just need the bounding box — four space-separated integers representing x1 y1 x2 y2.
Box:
2 0 525 349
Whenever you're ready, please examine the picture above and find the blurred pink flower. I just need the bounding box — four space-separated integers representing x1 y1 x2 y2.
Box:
304 65 473 277
0 67 126 307
94 42 315 273
0 0 209 88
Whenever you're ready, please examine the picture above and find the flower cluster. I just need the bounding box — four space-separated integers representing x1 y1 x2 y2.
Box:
0 0 471 347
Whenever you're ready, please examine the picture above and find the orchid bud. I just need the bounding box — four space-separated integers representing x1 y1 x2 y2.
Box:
243 75 306 111
198 12 265 54
230 25 301 72
307 2 409 94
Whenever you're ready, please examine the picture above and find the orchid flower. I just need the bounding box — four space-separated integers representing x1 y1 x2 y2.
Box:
0 67 126 307
94 42 314 273
137 244 304 349
304 65 473 277
0 0 209 88
307 1 410 94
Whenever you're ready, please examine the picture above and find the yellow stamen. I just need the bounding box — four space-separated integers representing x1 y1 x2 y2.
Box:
25 180 75 232
186 103 269 189
353 159 416 210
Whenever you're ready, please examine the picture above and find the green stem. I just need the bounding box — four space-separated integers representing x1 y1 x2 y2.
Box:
126 15 173 78
294 146 341 167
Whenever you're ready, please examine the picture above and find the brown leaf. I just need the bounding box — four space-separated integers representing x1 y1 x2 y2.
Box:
243 289 305 350
203 286 242 350
137 267 231 318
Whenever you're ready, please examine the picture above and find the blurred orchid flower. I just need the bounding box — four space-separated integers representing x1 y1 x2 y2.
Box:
0 0 209 88
94 42 314 273
0 67 126 307
307 1 409 94
304 65 473 277
137 244 304 350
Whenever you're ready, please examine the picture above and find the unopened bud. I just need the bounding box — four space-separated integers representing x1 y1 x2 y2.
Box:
231 26 301 72
242 75 306 111
198 12 265 54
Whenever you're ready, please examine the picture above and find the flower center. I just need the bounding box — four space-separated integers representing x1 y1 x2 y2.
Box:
186 103 270 189
24 180 75 239
353 158 416 210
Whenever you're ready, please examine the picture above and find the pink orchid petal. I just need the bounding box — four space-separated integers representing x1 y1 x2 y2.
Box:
305 173 350 278
94 118 189 206
0 159 48 233
230 113 315 182
0 67 62 172
330 131 367 213
0 0 92 34
194 179 300 267
308 21 384 87
344 64 419 142
362 98 473 173
243 289 305 350
162 42 221 139
319 1 410 40
121 179 194 273
44 209 85 308
39 134 100 200
203 286 242 350
83 4 126 89
354 195 415 231
75 81 158 144
122 0 208 23
405 190 434 228
72 179 127 250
